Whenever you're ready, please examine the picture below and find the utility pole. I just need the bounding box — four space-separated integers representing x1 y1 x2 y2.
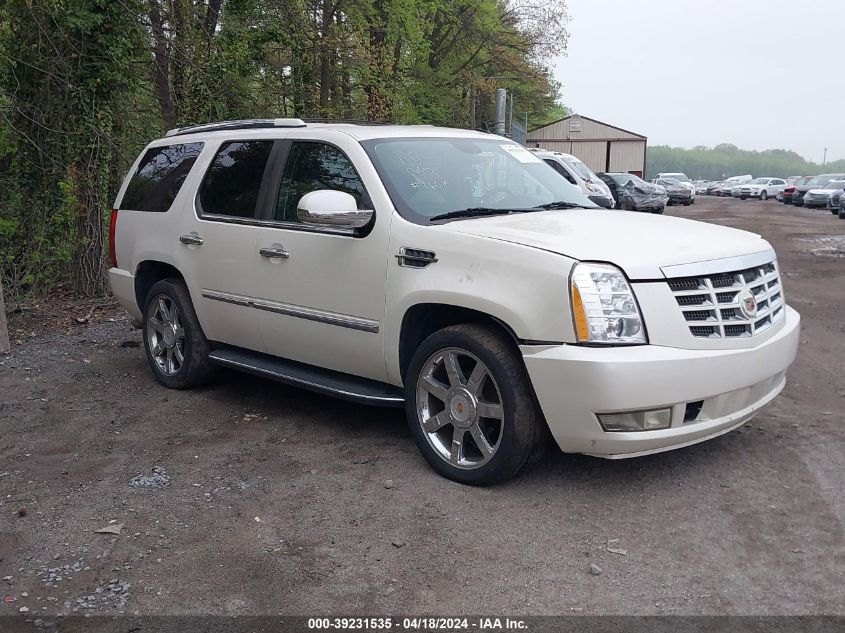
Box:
823 147 828 166
495 88 507 135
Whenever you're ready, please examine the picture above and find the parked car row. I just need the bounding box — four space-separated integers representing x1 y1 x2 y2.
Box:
782 173 845 213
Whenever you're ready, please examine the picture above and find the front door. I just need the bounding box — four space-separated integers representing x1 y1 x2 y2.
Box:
253 138 391 381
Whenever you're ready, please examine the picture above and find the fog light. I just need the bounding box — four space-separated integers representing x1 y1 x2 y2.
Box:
598 408 672 432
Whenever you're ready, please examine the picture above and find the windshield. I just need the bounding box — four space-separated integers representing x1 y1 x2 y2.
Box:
662 173 690 182
807 174 845 186
568 159 599 183
362 137 596 223
609 173 636 185
824 180 845 189
750 178 769 184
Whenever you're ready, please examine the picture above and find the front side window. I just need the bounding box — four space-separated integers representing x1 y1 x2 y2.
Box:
121 142 204 212
362 137 594 224
275 142 367 223
544 159 577 184
199 141 274 218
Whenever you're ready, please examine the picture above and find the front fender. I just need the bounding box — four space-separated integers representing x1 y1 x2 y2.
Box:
384 228 577 384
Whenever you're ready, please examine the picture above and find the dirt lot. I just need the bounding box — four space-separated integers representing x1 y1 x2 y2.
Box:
1 196 843 620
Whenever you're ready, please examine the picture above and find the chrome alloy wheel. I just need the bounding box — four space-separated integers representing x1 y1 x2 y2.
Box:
416 347 504 469
146 295 185 376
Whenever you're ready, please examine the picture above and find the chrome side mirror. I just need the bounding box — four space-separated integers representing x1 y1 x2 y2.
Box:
296 190 373 229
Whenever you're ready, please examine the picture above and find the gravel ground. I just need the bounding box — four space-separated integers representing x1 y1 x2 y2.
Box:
1 196 843 620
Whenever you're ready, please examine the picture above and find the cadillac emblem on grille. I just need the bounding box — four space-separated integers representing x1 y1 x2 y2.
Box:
738 288 758 318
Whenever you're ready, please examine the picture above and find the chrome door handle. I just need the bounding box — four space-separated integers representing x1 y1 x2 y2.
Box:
179 232 204 245
259 244 290 259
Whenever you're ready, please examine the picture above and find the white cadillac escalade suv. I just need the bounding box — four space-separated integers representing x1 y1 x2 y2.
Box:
108 119 801 485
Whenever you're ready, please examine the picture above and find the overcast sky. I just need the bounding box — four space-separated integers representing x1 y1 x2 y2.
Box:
550 0 845 163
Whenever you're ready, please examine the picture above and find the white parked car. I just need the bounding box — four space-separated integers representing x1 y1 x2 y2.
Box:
108 119 801 485
736 178 788 201
654 172 696 203
529 149 614 208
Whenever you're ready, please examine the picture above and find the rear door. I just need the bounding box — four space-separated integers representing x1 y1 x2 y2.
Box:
175 139 275 352
252 136 391 381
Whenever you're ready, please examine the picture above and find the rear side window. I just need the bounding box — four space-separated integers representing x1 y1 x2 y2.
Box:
199 141 274 218
120 142 204 212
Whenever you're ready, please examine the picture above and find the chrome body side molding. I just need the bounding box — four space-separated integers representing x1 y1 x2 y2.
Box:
202 290 379 333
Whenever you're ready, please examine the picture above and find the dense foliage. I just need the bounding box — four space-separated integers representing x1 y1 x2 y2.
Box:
647 144 845 181
0 0 569 301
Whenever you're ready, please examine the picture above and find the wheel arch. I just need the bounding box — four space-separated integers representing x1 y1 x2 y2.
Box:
134 260 186 311
397 302 521 384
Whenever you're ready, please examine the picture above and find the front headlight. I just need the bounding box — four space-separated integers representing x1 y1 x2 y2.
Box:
570 263 647 344
585 182 600 193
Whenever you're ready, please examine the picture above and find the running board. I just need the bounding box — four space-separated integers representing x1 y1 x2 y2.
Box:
208 348 405 407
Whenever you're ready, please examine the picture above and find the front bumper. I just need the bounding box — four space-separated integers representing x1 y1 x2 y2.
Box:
588 194 614 209
521 306 800 458
805 196 830 207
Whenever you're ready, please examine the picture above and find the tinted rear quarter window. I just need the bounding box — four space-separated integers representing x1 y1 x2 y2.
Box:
120 142 204 212
199 141 274 218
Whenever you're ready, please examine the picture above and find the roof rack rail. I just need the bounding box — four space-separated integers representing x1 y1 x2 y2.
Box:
165 118 307 137
302 118 394 126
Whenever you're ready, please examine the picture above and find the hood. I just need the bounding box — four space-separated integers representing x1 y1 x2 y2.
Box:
440 209 771 279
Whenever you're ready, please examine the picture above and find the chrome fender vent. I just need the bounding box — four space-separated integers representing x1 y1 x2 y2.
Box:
396 247 437 268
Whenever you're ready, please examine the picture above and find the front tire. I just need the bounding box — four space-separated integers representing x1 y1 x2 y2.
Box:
143 279 214 389
405 323 546 485
760 190 768 201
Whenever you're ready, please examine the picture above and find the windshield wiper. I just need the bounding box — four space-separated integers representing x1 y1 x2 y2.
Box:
534 200 591 210
429 207 538 222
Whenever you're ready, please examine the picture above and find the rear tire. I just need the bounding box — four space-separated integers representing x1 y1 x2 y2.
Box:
143 279 214 389
653 206 664 214
405 323 546 485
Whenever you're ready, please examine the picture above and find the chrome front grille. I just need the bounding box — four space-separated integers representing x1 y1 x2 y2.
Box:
668 260 784 339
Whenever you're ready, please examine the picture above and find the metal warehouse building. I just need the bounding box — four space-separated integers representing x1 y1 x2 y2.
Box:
526 114 647 177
